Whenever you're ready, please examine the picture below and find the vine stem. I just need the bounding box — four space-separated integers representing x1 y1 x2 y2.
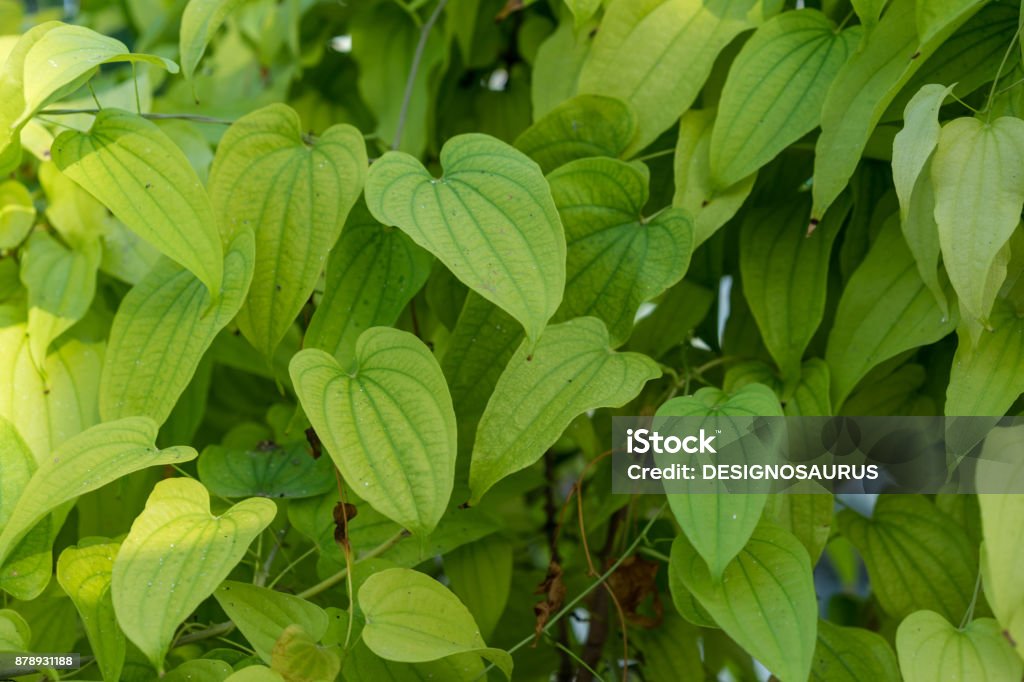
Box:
168 530 409 649
477 503 667 680
391 0 448 150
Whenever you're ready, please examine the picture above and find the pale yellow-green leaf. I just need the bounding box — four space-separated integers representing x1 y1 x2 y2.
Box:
932 116 1024 322
290 328 457 535
20 231 100 368
100 230 254 426
270 624 342 682
674 108 755 246
0 608 29 651
179 0 247 79
0 180 35 249
469 317 659 504
208 103 367 358
56 541 124 682
214 581 329 663
896 611 1022 682
111 478 276 671
52 109 224 294
365 134 566 342
359 567 513 679
979 493 1024 660
947 299 1024 416
0 417 194 567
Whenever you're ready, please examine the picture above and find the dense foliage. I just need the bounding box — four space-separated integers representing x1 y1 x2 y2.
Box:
0 0 1023 680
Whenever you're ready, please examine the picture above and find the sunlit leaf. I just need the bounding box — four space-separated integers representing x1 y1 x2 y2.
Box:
56 541 124 682
214 581 328 663
896 611 1022 682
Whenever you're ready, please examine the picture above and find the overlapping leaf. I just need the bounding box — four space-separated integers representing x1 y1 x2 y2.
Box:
214 581 329 663
111 478 276 671
56 541 124 682
359 568 512 678
304 200 431 362
290 328 457 535
670 522 817 682
896 611 1022 682
208 103 367 357
547 157 693 345
52 109 223 293
811 619 900 682
365 134 565 342
469 317 659 504
100 231 254 426
711 10 858 187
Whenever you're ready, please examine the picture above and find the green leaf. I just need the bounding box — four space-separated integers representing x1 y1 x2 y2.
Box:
811 619 900 682
657 383 782 577
208 103 367 357
198 439 333 500
711 10 858 188
290 328 457 535
0 608 29 651
851 0 887 34
270 624 341 682
100 230 255 426
578 0 776 153
892 84 951 225
896 611 1022 682
444 535 513 640
304 199 432 362
565 0 601 28
674 108 756 246
765 495 833 565
0 22 176 173
531 15 596 119
0 417 195 567
947 299 1024 416
632 606 703 680
932 116 1024 322
52 109 224 294
469 317 659 504
811 0 985 219
670 522 817 682
164 660 234 682
179 0 247 80
514 94 637 174
441 294 522 456
111 478 276 671
214 581 328 663
56 541 124 682
365 133 566 342
547 157 693 345
0 180 35 249
358 567 513 679
837 495 977 622
19 231 100 368
979 493 1024 660
825 217 956 408
740 193 849 380
225 667 284 682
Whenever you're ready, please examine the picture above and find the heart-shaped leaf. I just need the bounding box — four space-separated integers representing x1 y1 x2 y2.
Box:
179 0 247 80
0 180 35 249
214 581 328 663
52 109 224 294
364 133 566 342
304 199 432 362
56 541 124 682
290 327 457 535
811 619 900 682
838 495 977 622
198 440 334 500
208 103 367 357
359 567 512 679
513 94 637 174
270 624 342 682
469 317 660 504
657 383 782 578
896 611 1022 682
100 230 255 426
0 417 196 567
979 493 1024 660
669 522 817 682
547 157 693 345
111 478 276 671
